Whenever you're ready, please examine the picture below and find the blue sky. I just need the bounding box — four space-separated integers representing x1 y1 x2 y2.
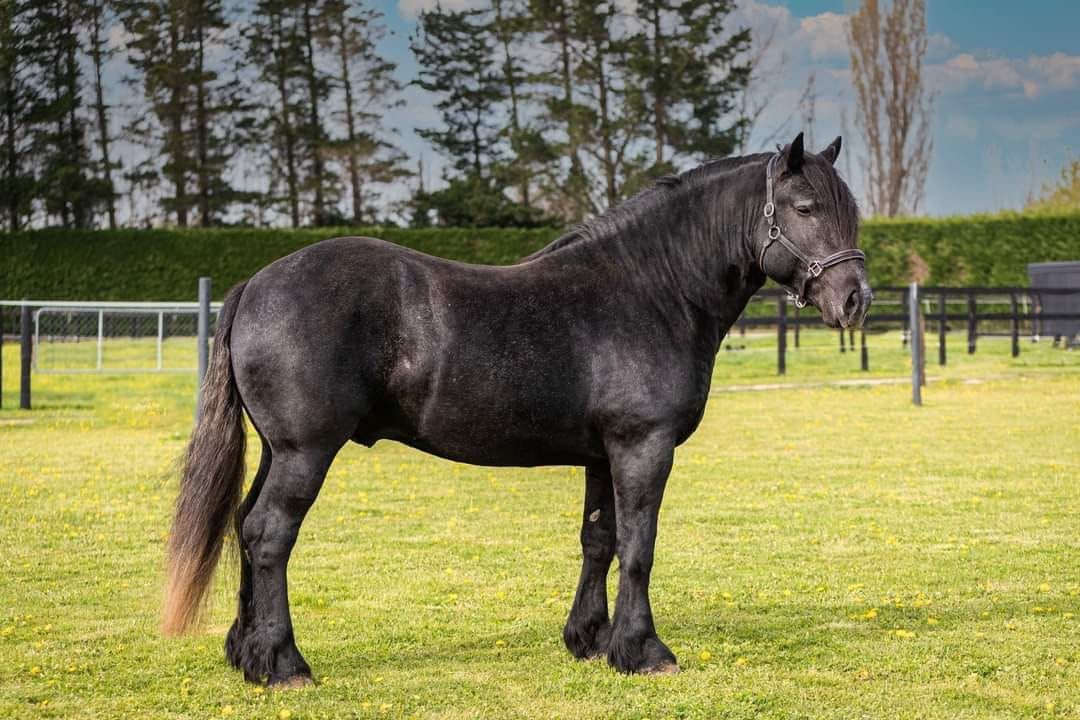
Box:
373 0 1080 217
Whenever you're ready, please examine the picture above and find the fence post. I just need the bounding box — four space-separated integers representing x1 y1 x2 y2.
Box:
901 287 910 348
777 295 787 376
1010 291 1020 358
157 311 164 370
96 309 104 370
967 290 977 354
938 291 947 366
0 308 4 409
20 303 31 410
197 277 212 416
860 330 868 371
910 283 922 406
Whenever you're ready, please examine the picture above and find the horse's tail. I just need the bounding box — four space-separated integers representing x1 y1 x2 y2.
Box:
162 281 249 636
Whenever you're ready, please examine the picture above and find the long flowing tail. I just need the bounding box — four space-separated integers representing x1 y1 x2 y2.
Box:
162 281 249 636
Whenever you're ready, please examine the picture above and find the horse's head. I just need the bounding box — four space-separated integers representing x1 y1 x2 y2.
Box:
754 132 872 328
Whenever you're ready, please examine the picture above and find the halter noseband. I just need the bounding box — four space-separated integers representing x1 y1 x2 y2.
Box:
758 153 865 308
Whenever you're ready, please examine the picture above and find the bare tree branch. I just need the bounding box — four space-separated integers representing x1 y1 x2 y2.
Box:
847 0 934 216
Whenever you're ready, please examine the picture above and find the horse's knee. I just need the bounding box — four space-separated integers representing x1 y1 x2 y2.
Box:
581 524 615 563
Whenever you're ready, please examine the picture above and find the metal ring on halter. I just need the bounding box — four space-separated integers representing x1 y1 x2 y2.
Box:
768 225 781 240
763 201 775 218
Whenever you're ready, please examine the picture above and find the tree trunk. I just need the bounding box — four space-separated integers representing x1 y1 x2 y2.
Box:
63 0 84 227
593 34 616 207
272 12 300 227
88 0 116 229
336 23 362 223
194 4 211 226
651 2 664 166
494 0 528 208
556 0 585 219
301 0 325 225
167 14 188 227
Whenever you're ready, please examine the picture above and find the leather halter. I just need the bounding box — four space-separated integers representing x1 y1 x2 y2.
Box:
758 153 865 308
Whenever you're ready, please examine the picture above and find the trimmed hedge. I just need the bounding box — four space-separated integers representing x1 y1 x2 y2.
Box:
3 213 1080 300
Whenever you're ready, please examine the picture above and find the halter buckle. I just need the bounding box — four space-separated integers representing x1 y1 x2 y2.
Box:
808 261 823 277
763 201 775 219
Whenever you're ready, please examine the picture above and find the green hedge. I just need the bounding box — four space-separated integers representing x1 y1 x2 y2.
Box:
3 213 1080 300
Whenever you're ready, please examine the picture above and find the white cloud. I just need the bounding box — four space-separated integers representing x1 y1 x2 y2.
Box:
930 51 1080 100
798 12 848 61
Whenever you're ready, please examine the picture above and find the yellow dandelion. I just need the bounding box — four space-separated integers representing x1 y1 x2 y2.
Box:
221 705 234 717
926 617 939 626
1039 583 1051 593
278 709 292 720
495 639 506 648
734 657 748 667
699 650 711 662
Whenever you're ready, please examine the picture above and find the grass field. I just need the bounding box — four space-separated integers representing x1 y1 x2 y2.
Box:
1 331 1078 719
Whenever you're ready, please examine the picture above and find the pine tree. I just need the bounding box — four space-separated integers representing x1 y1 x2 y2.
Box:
85 0 118 229
119 0 242 226
317 0 408 224
25 0 100 228
411 6 505 178
572 0 640 209
0 0 35 231
297 0 334 225
628 0 750 171
119 0 196 225
246 0 306 226
529 0 589 221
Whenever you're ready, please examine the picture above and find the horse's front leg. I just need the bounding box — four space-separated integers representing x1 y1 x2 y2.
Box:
606 432 678 674
564 463 616 659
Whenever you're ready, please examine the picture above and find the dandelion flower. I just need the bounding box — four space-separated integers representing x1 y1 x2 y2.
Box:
699 650 711 662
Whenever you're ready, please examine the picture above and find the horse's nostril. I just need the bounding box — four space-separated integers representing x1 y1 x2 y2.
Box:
844 287 860 317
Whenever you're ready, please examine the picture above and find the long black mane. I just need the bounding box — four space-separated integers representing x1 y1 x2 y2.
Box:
522 149 859 265
521 153 772 263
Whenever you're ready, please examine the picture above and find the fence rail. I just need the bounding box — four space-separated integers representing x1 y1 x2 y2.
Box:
3 284 1078 409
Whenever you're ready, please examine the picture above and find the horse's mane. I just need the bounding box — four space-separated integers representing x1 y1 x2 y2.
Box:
520 153 770 263
520 149 859 263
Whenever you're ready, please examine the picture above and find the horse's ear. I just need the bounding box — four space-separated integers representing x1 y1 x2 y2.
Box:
782 132 805 173
821 136 842 166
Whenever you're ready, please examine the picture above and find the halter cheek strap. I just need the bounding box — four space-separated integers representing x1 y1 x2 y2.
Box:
758 153 865 308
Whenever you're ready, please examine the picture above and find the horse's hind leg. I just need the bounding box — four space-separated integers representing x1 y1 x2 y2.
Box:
225 436 271 678
563 463 616 659
237 445 338 686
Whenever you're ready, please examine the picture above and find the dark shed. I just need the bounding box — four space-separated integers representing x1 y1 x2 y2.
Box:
1028 261 1080 340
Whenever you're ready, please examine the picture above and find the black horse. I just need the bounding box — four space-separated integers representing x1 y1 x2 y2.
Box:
163 133 870 686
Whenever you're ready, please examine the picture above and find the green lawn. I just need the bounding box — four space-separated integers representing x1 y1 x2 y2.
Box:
1 332 1078 719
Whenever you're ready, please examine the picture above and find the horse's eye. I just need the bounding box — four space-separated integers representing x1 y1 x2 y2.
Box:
795 203 812 216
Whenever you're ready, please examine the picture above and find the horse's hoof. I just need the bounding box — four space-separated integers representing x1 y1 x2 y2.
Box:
642 662 680 676
269 674 315 690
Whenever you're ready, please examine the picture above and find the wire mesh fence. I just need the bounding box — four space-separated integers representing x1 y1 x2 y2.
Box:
32 307 218 373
